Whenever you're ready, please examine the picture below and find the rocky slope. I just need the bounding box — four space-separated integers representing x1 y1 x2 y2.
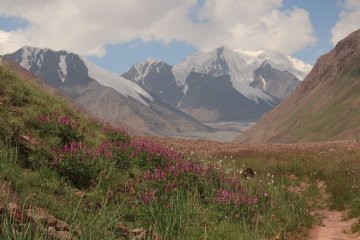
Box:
237 29 360 143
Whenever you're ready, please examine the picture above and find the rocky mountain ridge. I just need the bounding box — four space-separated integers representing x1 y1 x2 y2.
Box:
123 45 311 122
237 29 360 143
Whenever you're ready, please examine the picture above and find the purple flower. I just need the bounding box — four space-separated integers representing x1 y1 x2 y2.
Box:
140 190 156 204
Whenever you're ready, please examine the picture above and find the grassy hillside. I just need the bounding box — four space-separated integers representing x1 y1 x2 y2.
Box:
0 62 359 239
238 30 360 143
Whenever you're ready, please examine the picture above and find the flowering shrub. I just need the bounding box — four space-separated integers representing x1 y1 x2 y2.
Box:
213 188 259 221
36 112 84 144
129 146 265 222
52 134 179 189
129 138 181 170
56 142 99 189
53 134 181 189
102 124 130 143
95 141 132 170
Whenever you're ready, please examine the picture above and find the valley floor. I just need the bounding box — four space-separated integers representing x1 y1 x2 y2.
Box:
167 121 255 142
141 136 360 155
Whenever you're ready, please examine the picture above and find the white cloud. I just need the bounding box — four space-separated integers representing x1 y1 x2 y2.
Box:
332 0 360 45
0 0 315 56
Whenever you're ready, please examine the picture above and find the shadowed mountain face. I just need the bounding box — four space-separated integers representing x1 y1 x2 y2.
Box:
122 60 183 107
4 48 92 88
251 61 300 99
123 46 308 122
4 47 211 135
180 72 278 122
238 29 360 143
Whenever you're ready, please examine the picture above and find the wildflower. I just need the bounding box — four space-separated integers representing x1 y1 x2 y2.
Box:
140 190 156 204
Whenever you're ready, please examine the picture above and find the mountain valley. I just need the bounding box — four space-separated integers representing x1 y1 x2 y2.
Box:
3 45 311 141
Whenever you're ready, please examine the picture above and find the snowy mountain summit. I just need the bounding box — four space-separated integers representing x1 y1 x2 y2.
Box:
124 45 312 122
122 58 183 107
173 45 311 94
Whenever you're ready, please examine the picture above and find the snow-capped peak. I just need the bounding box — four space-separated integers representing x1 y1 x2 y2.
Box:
173 47 226 86
235 49 312 80
82 58 153 106
19 46 48 71
173 46 311 88
144 57 160 65
172 45 312 103
286 56 313 79
131 57 164 83
172 46 275 103
172 45 254 89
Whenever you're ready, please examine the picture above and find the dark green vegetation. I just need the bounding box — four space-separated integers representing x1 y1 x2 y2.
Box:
0 63 358 239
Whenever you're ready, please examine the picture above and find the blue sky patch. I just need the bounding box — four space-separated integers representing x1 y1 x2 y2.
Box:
0 15 28 31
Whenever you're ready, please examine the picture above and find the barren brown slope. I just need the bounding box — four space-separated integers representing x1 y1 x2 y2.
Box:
237 29 360 143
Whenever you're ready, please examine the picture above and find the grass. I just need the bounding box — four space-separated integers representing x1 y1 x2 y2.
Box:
0 63 359 239
208 145 360 231
144 190 193 240
1 212 46 240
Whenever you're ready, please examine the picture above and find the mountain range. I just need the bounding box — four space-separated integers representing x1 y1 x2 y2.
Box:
3 45 311 138
238 29 360 143
123 45 311 122
3 47 211 135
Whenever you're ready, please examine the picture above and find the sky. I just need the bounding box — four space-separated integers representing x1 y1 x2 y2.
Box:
0 0 359 73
